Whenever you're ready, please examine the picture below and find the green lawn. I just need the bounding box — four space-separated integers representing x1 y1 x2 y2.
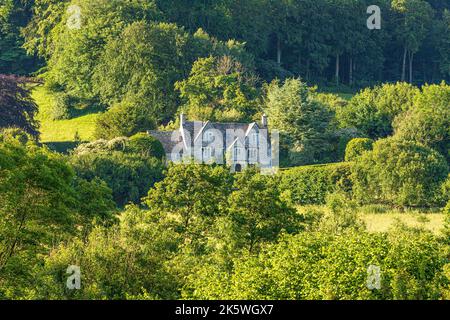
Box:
33 86 101 144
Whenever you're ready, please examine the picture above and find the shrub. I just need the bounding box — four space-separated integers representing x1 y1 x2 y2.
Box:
187 226 448 300
337 82 419 139
51 93 73 120
393 82 450 163
94 100 156 140
73 134 165 160
334 127 366 162
345 138 374 161
317 191 364 235
352 138 449 207
127 133 165 160
280 162 352 205
70 151 164 207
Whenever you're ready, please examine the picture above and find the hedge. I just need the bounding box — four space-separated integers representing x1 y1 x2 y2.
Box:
280 162 352 205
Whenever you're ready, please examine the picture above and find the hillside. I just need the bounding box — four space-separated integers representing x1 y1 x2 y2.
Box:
33 86 101 149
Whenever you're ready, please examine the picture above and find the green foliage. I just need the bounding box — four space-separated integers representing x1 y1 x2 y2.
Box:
0 0 34 74
442 175 450 237
127 133 165 160
337 83 420 139
264 78 334 165
144 163 233 251
36 206 182 300
438 10 450 78
393 82 450 163
225 169 300 253
187 226 448 300
22 0 70 59
345 138 374 161
280 162 353 206
352 138 449 207
44 0 160 100
0 75 39 137
94 100 157 140
71 137 164 207
93 21 192 122
391 0 434 82
0 132 115 298
3 0 450 301
51 92 74 120
317 191 364 235
176 55 260 122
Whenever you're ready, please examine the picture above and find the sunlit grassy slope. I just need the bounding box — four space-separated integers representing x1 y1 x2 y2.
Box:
363 212 444 234
297 205 445 235
33 86 100 144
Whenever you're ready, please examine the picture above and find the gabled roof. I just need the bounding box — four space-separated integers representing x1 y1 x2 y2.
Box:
148 130 182 154
227 137 246 151
150 119 265 154
182 120 258 144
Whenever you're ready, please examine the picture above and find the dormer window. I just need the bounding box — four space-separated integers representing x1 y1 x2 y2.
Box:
205 131 214 142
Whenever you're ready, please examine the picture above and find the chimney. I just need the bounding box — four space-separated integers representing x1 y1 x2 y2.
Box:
261 114 268 127
180 113 186 126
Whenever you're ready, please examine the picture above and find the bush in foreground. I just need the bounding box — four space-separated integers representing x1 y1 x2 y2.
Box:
280 162 352 205
352 138 448 207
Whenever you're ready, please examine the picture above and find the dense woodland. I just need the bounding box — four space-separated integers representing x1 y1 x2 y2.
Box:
0 0 449 300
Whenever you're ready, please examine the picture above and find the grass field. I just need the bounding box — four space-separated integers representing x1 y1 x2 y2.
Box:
33 86 101 144
363 212 444 234
298 205 445 235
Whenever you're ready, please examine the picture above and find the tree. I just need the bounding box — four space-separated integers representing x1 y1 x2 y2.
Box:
337 82 419 139
345 138 374 162
144 163 233 249
22 0 70 60
93 21 195 122
35 206 182 300
391 0 434 83
94 99 157 140
393 82 450 163
70 135 165 207
264 78 333 165
437 10 450 78
0 75 39 137
225 169 299 253
352 137 449 207
0 132 115 298
186 225 448 300
327 0 364 86
176 55 260 122
0 0 35 74
44 0 160 101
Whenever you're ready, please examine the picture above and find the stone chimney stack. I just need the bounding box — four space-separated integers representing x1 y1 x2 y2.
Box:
180 113 186 126
261 114 268 127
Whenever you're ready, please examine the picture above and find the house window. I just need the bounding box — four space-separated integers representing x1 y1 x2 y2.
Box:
234 147 242 159
249 148 257 160
250 133 258 145
203 147 212 159
205 131 214 142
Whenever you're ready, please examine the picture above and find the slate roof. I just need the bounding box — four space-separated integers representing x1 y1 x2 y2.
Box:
149 119 267 155
147 130 182 154
184 121 252 145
